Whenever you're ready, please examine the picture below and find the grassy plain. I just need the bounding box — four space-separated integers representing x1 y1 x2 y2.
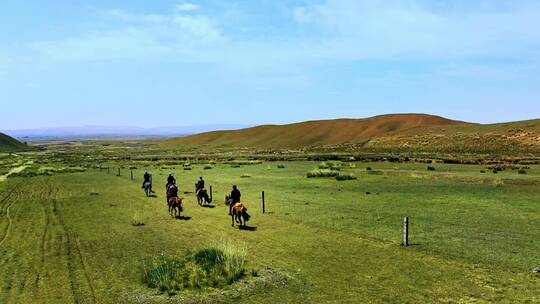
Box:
0 149 539 303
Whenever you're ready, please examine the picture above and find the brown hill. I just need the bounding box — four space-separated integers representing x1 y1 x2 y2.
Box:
162 114 468 149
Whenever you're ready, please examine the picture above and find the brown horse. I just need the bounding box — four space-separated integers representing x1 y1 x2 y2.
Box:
196 188 212 206
168 196 183 217
224 195 250 227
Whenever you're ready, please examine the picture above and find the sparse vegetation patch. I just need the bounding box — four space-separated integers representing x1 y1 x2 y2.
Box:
143 243 247 294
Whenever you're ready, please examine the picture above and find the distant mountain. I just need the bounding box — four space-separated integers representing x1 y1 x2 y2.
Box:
1 124 251 141
162 114 469 149
0 132 31 152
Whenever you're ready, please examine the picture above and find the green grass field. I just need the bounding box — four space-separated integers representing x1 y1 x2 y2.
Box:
0 154 539 303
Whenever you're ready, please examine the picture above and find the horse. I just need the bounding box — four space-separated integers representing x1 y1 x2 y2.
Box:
196 188 212 206
143 181 152 197
168 196 183 217
224 195 250 227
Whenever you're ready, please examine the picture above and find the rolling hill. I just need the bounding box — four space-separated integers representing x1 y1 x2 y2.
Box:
162 114 469 149
162 114 540 153
0 132 31 152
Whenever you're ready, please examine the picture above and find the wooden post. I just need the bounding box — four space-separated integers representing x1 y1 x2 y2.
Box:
117 168 121 176
107 167 110 174
262 191 265 214
403 216 409 247
209 186 213 201
130 170 133 180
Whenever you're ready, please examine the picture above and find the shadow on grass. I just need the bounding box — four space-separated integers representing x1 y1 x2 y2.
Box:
239 225 257 231
201 204 215 208
175 215 192 221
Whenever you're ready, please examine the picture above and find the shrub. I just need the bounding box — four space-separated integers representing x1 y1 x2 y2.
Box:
366 167 373 171
277 164 285 169
142 255 184 294
307 169 339 178
142 243 246 294
427 166 436 171
336 173 357 181
518 169 527 174
318 161 341 171
203 165 213 170
480 170 486 173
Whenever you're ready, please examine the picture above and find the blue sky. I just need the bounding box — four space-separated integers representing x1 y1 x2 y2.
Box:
1 0 540 129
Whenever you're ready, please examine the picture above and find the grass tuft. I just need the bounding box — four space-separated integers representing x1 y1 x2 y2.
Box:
336 173 357 181
142 243 246 294
132 211 145 226
307 169 339 178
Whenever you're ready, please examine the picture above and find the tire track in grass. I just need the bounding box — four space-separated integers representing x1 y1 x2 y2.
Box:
34 182 53 289
73 233 98 304
0 184 22 247
55 198 97 304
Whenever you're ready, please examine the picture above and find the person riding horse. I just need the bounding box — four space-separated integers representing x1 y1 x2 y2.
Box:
225 185 250 226
195 177 211 205
166 173 176 191
230 185 241 204
195 177 205 193
142 171 151 188
166 181 183 216
141 171 153 195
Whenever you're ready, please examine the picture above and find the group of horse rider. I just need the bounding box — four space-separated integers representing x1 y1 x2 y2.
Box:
141 171 249 224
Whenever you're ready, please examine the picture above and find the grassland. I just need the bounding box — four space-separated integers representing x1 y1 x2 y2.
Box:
0 147 539 303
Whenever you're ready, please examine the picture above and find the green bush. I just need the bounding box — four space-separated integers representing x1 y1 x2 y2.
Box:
142 243 246 294
204 165 213 170
277 164 285 169
518 169 527 174
307 169 340 178
427 166 436 171
366 167 373 171
318 161 341 171
336 173 357 181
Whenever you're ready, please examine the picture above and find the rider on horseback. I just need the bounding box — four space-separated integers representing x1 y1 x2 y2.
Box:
166 173 176 191
195 176 205 193
142 171 153 191
230 185 241 204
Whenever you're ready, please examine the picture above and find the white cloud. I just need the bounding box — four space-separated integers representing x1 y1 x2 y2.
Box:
290 0 540 61
175 3 199 12
31 8 225 62
25 0 540 79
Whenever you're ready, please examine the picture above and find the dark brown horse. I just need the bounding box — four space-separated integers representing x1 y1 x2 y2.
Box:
196 188 212 206
224 195 250 227
166 183 182 217
168 196 183 217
